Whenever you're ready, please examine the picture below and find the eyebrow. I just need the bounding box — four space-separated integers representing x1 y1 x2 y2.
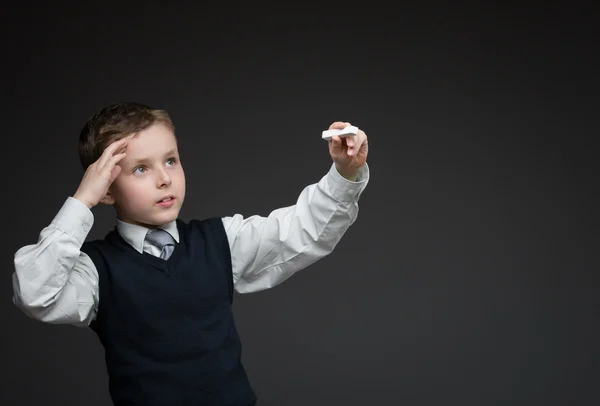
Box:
128 149 179 167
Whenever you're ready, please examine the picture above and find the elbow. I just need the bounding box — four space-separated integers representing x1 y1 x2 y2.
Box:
12 280 48 321
12 291 48 322
12 250 66 310
11 291 88 326
11 270 64 323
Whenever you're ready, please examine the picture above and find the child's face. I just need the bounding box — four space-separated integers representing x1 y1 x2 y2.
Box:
108 123 186 228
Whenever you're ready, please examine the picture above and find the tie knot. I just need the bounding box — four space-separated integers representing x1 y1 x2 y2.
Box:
145 229 175 249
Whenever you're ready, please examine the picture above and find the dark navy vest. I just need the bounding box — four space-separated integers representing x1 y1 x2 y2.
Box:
81 217 257 406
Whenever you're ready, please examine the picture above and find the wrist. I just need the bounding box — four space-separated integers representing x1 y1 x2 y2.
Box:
73 192 94 209
335 164 359 182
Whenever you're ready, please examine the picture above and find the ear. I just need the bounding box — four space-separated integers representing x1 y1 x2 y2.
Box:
99 191 115 205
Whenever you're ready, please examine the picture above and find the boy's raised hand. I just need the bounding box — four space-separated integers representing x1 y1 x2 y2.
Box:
328 121 369 181
73 139 128 209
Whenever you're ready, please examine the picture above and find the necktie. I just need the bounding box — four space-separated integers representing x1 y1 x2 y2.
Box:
145 229 175 260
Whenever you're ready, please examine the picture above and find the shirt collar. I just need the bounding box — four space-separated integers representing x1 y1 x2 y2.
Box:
116 219 180 254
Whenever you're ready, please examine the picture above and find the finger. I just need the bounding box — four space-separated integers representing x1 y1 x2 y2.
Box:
352 129 367 150
358 138 368 155
99 139 129 167
328 121 346 130
356 130 369 154
108 165 122 184
345 134 356 148
106 152 127 172
107 138 129 156
98 140 128 169
345 135 359 156
330 135 344 154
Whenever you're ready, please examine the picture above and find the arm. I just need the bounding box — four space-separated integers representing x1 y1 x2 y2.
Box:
224 120 370 293
13 138 129 326
223 162 369 293
12 197 99 326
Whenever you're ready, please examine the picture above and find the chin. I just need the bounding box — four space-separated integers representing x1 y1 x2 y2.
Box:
153 215 178 225
157 209 181 224
135 213 178 228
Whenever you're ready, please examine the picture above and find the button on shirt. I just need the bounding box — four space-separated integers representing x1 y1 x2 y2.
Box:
12 163 369 326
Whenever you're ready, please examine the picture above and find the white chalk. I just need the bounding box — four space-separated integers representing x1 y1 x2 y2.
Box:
322 125 359 140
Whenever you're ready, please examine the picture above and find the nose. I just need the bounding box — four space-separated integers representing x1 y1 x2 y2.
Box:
157 168 172 188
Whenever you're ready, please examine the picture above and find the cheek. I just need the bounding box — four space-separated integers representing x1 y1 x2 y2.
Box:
174 168 186 187
113 178 148 204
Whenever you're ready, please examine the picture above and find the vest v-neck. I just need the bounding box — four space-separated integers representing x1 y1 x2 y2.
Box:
106 219 187 274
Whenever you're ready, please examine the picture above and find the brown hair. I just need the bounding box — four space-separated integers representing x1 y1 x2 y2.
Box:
78 102 175 169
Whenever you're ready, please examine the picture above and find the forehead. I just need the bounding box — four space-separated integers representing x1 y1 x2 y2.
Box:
122 124 178 159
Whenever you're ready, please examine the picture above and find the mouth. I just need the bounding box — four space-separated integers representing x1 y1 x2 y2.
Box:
157 195 175 204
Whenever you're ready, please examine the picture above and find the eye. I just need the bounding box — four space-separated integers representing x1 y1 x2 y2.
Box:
133 166 147 174
166 157 177 166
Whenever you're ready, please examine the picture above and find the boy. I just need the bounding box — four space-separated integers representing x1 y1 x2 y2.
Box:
12 102 369 405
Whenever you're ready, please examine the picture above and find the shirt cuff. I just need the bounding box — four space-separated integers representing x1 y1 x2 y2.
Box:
51 197 95 245
326 162 370 203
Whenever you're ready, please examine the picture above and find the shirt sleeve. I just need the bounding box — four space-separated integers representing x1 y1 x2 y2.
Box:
222 162 370 294
12 197 99 326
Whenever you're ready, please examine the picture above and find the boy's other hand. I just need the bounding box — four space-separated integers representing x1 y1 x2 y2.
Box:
73 139 128 209
328 121 369 181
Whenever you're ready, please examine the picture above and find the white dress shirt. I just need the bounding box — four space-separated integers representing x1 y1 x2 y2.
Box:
12 163 369 327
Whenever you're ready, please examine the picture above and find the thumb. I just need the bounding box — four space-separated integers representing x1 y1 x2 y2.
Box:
358 138 368 156
329 136 344 155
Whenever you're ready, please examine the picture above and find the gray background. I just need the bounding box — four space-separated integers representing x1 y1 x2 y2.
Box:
2 2 598 405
